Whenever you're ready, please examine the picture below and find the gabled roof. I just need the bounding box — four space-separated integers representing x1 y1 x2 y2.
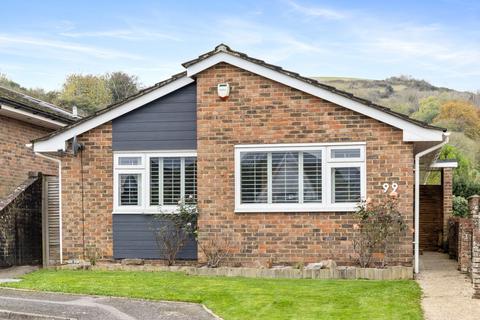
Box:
0 86 77 126
184 44 442 131
33 44 446 152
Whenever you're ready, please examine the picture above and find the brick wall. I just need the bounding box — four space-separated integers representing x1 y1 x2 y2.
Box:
443 168 453 248
0 115 57 199
196 63 414 267
61 122 113 261
471 195 480 298
458 218 473 273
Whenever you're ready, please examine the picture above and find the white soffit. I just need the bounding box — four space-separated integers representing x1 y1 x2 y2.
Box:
33 76 194 152
186 52 444 142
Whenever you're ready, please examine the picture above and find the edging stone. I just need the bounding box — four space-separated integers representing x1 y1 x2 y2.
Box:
56 264 413 280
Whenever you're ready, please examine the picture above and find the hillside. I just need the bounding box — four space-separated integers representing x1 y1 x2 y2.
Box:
313 75 480 116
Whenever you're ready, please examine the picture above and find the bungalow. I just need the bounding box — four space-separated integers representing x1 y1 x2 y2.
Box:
32 44 454 273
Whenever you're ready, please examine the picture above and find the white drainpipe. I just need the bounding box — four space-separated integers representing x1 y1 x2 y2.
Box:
414 132 449 274
33 151 63 265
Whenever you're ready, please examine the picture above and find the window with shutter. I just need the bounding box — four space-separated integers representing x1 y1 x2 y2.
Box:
240 152 268 203
235 143 365 212
119 174 140 206
114 152 197 213
332 167 361 203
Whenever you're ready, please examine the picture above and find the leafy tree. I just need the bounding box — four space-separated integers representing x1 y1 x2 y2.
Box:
439 145 480 197
412 96 441 123
105 72 139 104
433 100 480 139
57 74 111 114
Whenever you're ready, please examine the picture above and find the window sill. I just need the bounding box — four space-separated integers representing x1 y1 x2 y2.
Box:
234 203 359 213
113 205 181 214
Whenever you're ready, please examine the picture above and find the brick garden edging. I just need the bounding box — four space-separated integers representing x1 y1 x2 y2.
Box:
58 264 413 280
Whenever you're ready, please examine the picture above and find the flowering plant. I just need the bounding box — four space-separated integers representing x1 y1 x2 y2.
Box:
353 192 407 267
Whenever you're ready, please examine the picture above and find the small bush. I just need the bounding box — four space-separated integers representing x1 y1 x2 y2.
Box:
199 235 231 268
453 196 469 217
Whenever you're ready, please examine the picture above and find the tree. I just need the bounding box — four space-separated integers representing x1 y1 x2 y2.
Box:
439 144 480 197
105 72 139 104
433 100 480 139
412 96 441 123
58 74 111 114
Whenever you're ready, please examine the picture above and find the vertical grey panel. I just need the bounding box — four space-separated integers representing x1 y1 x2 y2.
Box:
112 83 196 151
113 214 197 260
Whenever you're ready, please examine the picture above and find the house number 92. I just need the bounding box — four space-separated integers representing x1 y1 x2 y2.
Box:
382 182 398 193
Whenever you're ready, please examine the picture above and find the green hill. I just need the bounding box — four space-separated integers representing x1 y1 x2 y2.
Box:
313 75 480 116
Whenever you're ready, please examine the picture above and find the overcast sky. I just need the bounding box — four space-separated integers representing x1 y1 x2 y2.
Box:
0 0 479 92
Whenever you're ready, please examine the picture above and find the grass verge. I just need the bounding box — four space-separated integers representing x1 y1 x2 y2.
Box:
2 269 422 320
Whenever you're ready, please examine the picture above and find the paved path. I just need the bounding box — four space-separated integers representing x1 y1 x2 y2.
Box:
0 288 218 320
416 252 480 320
0 265 38 283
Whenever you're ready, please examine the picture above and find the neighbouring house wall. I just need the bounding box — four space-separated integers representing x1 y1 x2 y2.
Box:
196 63 415 267
61 122 114 261
0 115 57 199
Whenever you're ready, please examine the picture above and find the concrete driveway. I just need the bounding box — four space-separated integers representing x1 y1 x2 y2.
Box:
416 252 480 320
0 288 218 320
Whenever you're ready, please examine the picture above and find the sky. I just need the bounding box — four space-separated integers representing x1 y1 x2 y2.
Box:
0 0 479 92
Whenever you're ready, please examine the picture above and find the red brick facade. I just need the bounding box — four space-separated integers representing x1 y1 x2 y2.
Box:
0 115 57 199
61 122 113 260
196 63 415 266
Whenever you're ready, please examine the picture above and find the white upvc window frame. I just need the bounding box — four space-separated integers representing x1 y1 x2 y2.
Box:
234 142 366 213
114 153 145 168
113 150 197 214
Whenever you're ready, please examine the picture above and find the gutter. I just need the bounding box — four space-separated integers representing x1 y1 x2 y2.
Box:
31 148 63 265
414 132 450 274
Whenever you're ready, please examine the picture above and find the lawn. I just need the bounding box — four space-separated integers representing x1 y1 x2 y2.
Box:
2 269 422 320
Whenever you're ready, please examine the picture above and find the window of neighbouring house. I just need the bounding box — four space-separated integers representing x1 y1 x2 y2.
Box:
235 143 365 212
114 152 197 213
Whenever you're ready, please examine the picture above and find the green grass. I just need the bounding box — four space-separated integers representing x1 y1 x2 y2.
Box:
2 270 422 320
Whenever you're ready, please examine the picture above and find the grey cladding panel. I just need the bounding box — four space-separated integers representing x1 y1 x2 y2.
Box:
113 214 197 260
112 83 196 150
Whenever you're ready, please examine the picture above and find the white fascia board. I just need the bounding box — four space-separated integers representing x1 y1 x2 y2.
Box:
430 161 458 168
186 52 444 142
0 104 67 129
33 76 194 152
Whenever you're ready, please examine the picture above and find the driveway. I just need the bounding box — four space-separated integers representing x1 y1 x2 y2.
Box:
0 288 218 320
416 251 480 320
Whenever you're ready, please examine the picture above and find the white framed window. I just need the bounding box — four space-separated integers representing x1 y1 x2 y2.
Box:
234 143 366 212
113 151 197 213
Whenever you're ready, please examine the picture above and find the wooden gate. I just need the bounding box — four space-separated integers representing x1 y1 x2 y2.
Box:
419 185 443 251
42 175 61 266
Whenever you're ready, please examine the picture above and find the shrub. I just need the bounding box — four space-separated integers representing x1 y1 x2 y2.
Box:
198 235 232 268
452 196 469 217
152 197 198 266
353 193 407 268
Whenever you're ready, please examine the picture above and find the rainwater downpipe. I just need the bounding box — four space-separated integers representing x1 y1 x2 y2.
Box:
414 132 449 274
